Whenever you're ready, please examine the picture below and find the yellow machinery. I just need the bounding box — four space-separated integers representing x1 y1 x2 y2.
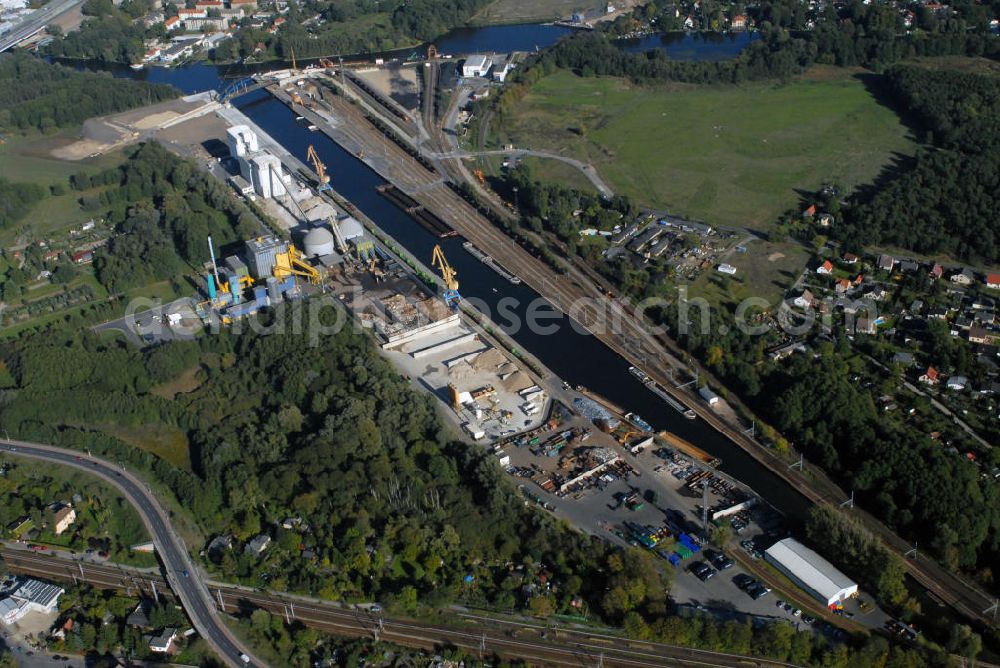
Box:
473 169 486 186
368 257 385 282
307 145 331 191
431 244 460 307
274 244 322 285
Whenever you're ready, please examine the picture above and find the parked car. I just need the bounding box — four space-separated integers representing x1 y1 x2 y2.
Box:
706 550 734 570
690 562 716 582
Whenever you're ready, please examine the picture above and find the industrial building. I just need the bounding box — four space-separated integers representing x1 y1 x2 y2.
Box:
462 54 493 78
0 578 65 625
764 538 858 607
225 125 288 199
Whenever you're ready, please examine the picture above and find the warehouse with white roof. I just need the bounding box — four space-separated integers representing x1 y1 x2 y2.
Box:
765 538 858 607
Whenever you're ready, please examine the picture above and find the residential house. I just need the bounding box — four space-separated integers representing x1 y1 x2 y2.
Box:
245 534 271 555
148 627 178 653
834 278 851 294
793 289 814 310
842 252 858 265
127 600 153 628
801 204 817 219
730 13 747 29
946 376 968 391
853 317 876 336
53 506 75 536
899 260 919 273
892 351 914 366
816 260 834 275
909 299 924 314
229 0 256 7
918 366 940 385
177 7 206 19
951 267 975 285
928 306 949 320
969 325 991 344
986 273 1000 289
817 213 834 227
928 262 943 279
164 15 181 30
878 255 896 272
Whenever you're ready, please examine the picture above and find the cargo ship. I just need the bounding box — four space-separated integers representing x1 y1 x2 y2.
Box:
463 241 522 284
629 366 696 419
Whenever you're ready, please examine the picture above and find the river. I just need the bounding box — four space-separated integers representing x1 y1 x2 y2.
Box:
79 26 807 520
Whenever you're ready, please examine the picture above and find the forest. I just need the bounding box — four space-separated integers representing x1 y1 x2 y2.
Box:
0 178 45 229
838 66 1000 263
0 52 176 132
71 142 261 293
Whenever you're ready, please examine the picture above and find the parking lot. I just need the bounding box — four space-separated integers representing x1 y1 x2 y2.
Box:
494 407 827 622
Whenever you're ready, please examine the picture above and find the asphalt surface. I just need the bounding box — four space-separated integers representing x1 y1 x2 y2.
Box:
0 0 80 52
0 440 263 668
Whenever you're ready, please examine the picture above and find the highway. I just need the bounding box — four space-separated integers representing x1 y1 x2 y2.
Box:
0 439 263 668
1 548 804 668
0 0 79 52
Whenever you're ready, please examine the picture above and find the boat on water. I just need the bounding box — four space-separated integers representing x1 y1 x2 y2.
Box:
308 125 318 131
129 63 144 70
625 412 653 432
630 365 696 419
463 241 522 285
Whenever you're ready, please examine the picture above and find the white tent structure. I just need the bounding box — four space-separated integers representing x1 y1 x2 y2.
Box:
764 538 858 607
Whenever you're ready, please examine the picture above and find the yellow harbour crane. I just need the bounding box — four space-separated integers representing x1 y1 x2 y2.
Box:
307 144 331 191
431 244 460 307
274 244 322 285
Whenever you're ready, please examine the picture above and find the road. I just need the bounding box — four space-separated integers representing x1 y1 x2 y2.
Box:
0 440 263 668
0 548 807 668
0 0 80 52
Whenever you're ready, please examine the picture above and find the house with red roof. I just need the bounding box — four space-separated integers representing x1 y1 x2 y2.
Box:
816 260 834 275
918 366 939 385
985 273 1000 289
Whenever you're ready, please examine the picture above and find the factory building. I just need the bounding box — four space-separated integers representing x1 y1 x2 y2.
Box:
246 236 288 279
764 538 858 607
462 54 493 78
226 125 288 199
0 578 65 625
248 152 287 199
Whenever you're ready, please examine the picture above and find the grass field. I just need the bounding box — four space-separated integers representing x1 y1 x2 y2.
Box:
492 67 916 230
0 132 124 187
471 0 603 24
97 423 192 470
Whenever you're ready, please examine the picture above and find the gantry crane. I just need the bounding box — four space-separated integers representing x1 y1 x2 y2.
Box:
431 244 460 308
306 145 331 191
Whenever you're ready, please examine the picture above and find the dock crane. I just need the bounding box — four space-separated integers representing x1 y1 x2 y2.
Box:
274 243 322 285
431 244 461 308
306 145 331 192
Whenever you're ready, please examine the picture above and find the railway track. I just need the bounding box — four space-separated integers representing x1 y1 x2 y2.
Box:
1 549 798 668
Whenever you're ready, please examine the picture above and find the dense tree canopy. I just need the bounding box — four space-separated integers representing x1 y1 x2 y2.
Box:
0 53 176 132
0 178 45 229
73 142 260 293
839 66 1000 262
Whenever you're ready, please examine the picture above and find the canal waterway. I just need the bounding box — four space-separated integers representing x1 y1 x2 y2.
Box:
80 27 804 519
